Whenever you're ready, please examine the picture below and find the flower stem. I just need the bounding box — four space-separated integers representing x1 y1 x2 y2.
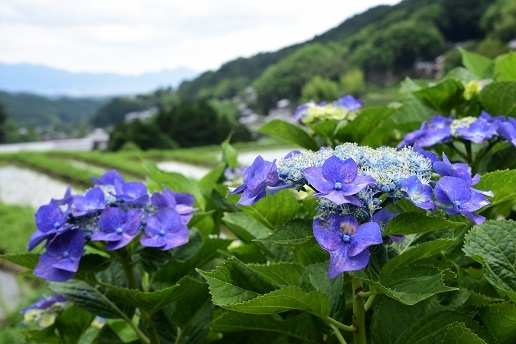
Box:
351 275 367 344
141 310 161 344
116 248 137 290
326 316 356 332
330 324 348 344
364 294 377 312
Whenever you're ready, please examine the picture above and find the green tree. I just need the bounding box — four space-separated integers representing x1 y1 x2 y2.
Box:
301 76 340 103
0 103 6 143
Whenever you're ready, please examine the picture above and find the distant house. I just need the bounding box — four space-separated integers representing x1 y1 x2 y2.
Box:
124 107 158 123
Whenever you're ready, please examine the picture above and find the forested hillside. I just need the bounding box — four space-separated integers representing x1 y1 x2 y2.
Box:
176 0 509 113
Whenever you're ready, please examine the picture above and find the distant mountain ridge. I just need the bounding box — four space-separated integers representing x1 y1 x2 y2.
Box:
0 63 199 96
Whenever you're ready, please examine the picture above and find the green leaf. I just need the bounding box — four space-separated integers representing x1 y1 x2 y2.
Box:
48 280 122 319
336 107 394 144
198 164 225 197
444 67 479 83
221 135 239 168
208 312 315 341
394 311 484 344
459 48 494 79
380 239 454 276
412 78 465 115
463 220 516 302
54 305 95 343
353 240 457 305
198 257 277 306
248 263 305 287
223 285 330 318
258 219 315 246
441 322 487 344
105 276 203 315
494 52 516 81
480 82 516 117
383 213 463 236
310 119 338 139
480 302 516 344
475 169 516 209
0 253 39 269
258 119 318 151
399 77 422 93
222 212 271 242
241 189 301 228
371 300 428 344
304 263 345 318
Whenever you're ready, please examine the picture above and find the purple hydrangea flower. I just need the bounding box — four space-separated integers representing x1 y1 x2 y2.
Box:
91 207 143 250
113 181 149 206
314 214 382 278
29 204 72 251
417 116 452 147
456 117 498 143
151 187 195 224
413 143 439 163
231 155 281 206
333 95 363 111
303 156 376 206
398 116 452 148
71 187 106 216
50 186 74 206
401 175 436 211
371 209 404 242
433 153 480 185
140 208 189 251
33 229 85 282
498 117 516 146
91 170 125 186
21 294 66 314
434 176 491 225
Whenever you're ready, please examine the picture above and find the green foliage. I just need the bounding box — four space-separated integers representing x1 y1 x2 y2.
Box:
463 220 516 302
301 76 340 103
0 202 35 253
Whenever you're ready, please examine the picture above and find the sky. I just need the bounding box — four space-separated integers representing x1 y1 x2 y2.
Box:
0 0 401 76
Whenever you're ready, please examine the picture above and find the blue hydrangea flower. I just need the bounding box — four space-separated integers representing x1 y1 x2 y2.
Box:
413 143 439 163
418 116 452 147
50 186 73 206
498 117 516 146
433 152 480 185
313 214 382 278
434 176 491 224
91 170 125 186
29 204 72 251
91 207 143 250
140 208 189 251
333 95 363 111
456 117 498 143
230 155 281 206
21 294 66 314
71 187 106 216
303 156 375 206
401 175 436 211
33 229 85 282
151 187 195 224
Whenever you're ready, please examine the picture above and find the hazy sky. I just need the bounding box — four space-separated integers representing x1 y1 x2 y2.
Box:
0 0 400 76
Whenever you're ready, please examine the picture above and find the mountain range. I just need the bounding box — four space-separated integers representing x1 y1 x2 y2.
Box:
0 63 199 97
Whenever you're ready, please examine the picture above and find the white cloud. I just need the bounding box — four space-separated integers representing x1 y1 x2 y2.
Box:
0 0 401 75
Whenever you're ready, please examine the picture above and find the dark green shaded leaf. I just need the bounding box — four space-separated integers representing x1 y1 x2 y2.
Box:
105 276 204 315
310 120 338 139
394 311 484 344
480 302 516 344
412 79 465 114
49 280 122 319
441 322 487 344
383 213 463 236
258 119 318 151
223 286 330 318
463 220 516 302
198 257 277 306
221 135 238 168
249 262 305 287
208 312 315 341
258 219 315 246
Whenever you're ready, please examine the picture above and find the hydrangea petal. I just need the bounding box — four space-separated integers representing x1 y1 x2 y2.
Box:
328 245 370 278
313 215 342 251
347 222 382 257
